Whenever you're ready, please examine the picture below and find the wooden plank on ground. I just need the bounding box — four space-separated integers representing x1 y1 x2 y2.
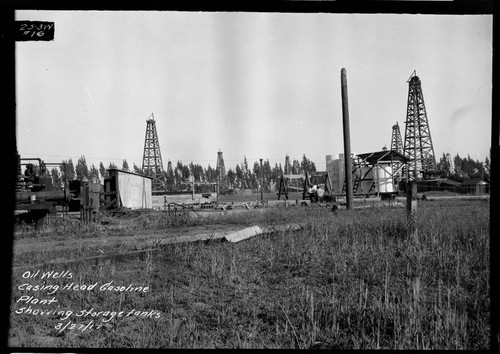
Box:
224 226 263 243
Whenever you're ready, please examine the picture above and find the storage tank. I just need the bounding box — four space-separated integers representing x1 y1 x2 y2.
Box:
326 154 344 195
326 153 357 195
376 164 394 193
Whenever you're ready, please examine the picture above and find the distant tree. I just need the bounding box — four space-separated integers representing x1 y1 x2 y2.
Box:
252 161 261 189
453 154 463 177
205 164 216 183
173 166 183 187
165 168 175 191
227 168 236 189
60 159 76 181
181 165 190 181
122 159 130 171
271 163 282 181
300 154 316 175
133 163 143 175
89 164 100 184
50 168 62 188
189 162 204 182
99 161 107 180
75 155 89 181
240 156 250 186
108 162 118 170
437 153 450 176
484 156 490 180
235 164 243 182
292 159 300 174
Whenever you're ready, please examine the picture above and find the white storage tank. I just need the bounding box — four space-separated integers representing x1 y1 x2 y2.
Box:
375 164 394 193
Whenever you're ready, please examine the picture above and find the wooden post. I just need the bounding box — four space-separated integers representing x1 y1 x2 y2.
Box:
260 158 264 202
341 68 353 210
406 181 417 215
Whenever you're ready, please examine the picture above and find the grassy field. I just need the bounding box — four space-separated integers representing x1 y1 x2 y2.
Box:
9 198 490 349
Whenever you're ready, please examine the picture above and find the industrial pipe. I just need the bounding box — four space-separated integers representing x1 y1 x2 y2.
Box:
341 68 353 210
16 190 69 203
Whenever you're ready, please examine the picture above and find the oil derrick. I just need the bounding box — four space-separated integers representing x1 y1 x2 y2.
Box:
284 154 292 175
165 160 174 191
216 150 228 191
403 71 437 181
142 113 166 193
391 122 403 153
391 122 404 182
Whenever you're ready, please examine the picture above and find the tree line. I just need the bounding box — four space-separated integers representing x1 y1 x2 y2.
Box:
48 151 489 191
436 152 490 181
49 154 317 193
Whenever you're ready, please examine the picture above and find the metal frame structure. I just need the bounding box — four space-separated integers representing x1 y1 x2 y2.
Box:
277 174 305 200
403 71 437 181
341 150 408 197
391 122 403 153
391 122 404 182
141 113 166 194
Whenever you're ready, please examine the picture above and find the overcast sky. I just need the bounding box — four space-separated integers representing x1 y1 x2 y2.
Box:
15 11 492 172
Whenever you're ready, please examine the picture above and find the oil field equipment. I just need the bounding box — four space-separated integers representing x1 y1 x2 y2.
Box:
390 122 404 182
277 174 305 200
216 149 229 194
15 151 70 224
391 122 403 153
304 171 334 203
142 113 166 194
328 150 408 199
403 71 437 181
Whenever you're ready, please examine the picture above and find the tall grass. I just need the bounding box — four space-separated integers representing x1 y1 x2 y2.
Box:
9 199 489 349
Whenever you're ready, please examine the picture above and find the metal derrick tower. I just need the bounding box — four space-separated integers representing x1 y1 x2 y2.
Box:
403 71 437 181
142 113 166 193
216 150 228 191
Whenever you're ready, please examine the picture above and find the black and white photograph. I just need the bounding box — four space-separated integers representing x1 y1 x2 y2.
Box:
9 5 493 350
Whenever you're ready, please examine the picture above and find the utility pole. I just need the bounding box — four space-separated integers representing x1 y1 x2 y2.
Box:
341 68 353 210
260 158 264 202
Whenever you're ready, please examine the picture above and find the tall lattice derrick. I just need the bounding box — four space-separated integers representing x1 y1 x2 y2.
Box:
403 71 437 181
284 155 292 175
142 113 166 193
391 121 404 180
391 122 403 153
216 150 228 190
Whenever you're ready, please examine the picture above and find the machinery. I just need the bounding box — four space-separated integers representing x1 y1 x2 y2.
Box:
15 151 69 225
277 171 334 203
